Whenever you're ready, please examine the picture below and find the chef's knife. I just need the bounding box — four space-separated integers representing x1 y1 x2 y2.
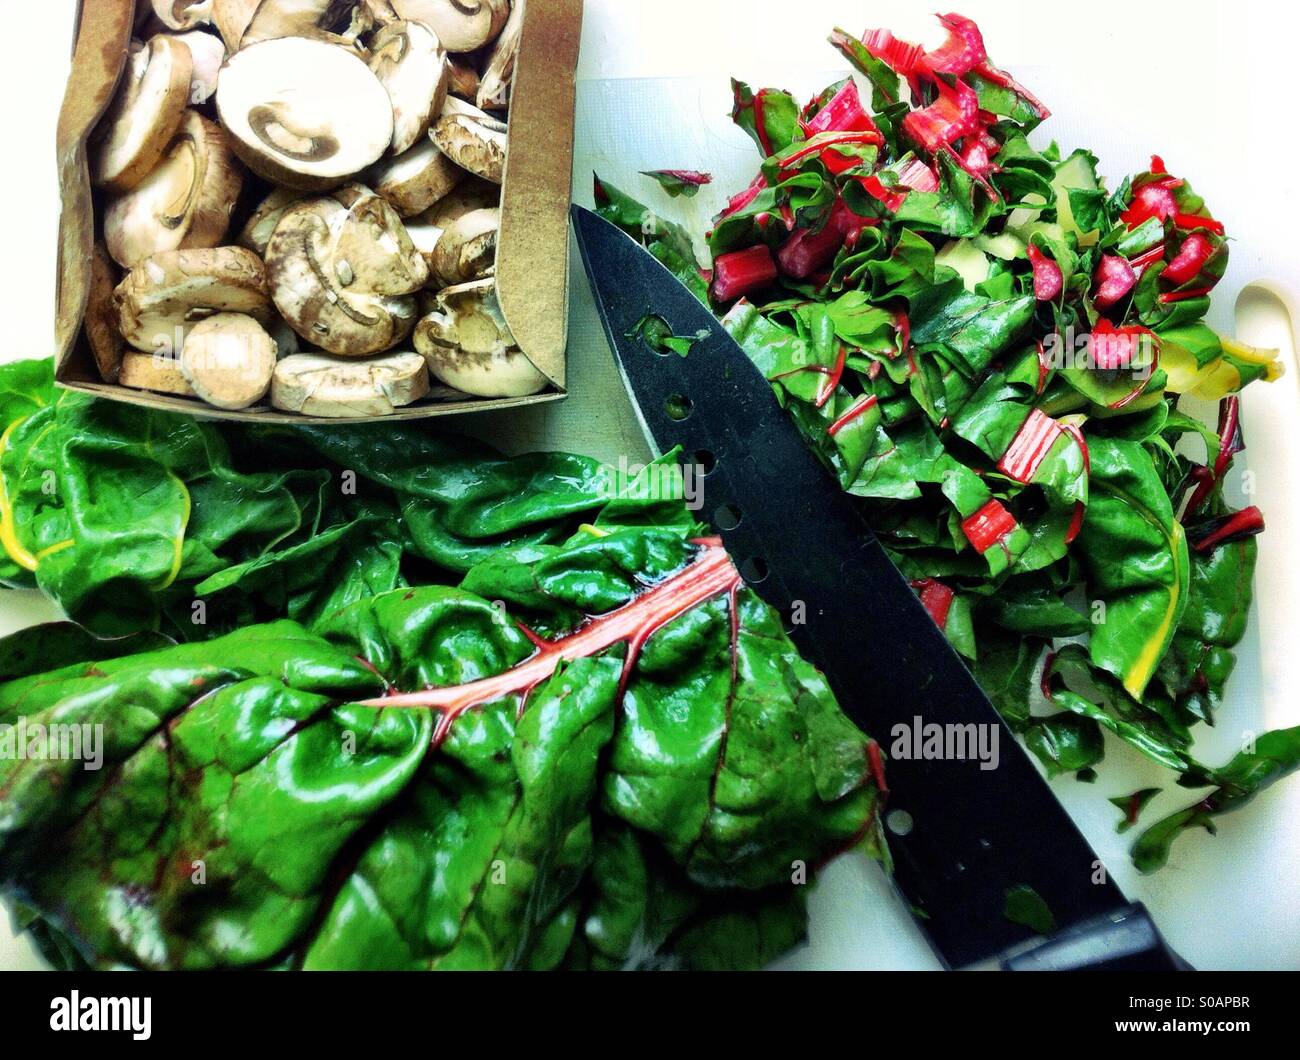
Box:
572 204 1189 971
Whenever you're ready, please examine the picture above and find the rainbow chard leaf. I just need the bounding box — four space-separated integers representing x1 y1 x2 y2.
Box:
1156 536 1257 726
1074 438 1190 700
0 363 883 970
642 169 714 198
1110 788 1161 834
1132 728 1300 873
0 541 881 970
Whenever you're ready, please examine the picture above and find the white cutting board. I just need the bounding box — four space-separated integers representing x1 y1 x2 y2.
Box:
1 0 1297 971
556 0 1300 972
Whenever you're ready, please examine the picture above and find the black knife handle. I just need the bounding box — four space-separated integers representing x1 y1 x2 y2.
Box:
1001 904 1194 971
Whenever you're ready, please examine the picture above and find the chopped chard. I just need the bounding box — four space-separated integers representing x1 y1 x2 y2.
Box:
961 499 1019 555
1187 506 1265 553
1162 232 1215 285
1093 254 1137 308
593 13 1290 874
1027 244 1062 301
911 577 956 629
827 394 879 436
997 408 1062 482
803 80 876 135
711 244 778 302
642 169 714 198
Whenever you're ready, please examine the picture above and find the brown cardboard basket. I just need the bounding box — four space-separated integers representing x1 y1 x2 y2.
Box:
53 0 582 423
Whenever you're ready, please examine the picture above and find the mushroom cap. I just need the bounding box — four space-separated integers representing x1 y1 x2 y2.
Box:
413 277 546 397
445 57 480 101
271 350 430 416
114 246 272 354
212 0 259 50
370 136 464 218
153 0 215 32
119 350 198 398
240 0 369 48
431 101 507 185
103 111 244 268
214 0 347 50
217 36 394 190
171 29 227 105
180 311 278 409
422 175 500 225
404 176 497 273
368 19 448 155
430 205 498 285
237 186 307 256
326 184 430 294
265 193 422 356
476 0 523 111
389 0 510 53
92 36 193 193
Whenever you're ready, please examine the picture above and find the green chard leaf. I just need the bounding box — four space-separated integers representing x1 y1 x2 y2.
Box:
1132 728 1300 873
0 363 884 969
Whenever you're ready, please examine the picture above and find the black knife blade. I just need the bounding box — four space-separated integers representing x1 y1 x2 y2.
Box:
571 204 1156 969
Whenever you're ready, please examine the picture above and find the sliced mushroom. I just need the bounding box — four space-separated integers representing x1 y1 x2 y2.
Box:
86 244 125 382
171 30 226 104
431 99 507 184
477 0 523 111
92 36 193 193
446 58 479 101
413 278 545 397
328 184 430 293
403 176 496 274
119 351 198 397
368 20 448 155
237 186 307 255
114 246 272 354
153 0 214 31
271 351 430 416
430 206 497 285
265 189 424 356
424 175 499 223
180 312 278 409
389 0 509 53
217 36 394 190
212 0 259 49
104 111 244 268
214 0 357 50
370 137 463 217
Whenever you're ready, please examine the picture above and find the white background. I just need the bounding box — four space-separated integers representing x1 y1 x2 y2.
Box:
0 0 1296 970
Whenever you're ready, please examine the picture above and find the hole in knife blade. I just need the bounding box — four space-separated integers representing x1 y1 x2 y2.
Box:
739 556 769 584
779 603 799 635
664 394 693 421
713 503 742 531
627 314 679 356
886 809 914 837
691 449 716 475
